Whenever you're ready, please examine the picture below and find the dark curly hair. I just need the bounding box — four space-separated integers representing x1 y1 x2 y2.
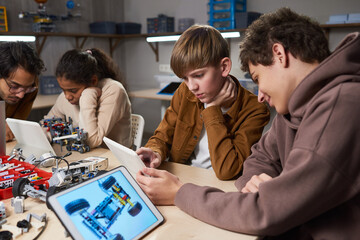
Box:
240 7 330 73
0 42 45 80
55 48 124 87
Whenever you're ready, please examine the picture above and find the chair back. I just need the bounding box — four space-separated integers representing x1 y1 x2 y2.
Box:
131 114 145 150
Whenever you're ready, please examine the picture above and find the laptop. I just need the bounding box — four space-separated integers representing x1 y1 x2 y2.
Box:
6 118 58 159
103 137 146 177
157 81 181 95
48 166 164 240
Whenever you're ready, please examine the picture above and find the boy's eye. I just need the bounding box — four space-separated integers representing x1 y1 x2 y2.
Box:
194 74 204 78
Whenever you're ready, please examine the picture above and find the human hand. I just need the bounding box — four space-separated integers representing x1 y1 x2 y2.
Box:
5 123 15 142
136 147 161 168
241 173 273 193
207 76 237 108
136 167 183 205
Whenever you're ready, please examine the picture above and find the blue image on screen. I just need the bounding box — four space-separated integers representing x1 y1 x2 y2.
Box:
56 170 158 240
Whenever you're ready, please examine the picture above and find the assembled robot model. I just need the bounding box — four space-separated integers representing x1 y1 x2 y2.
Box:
54 129 90 154
12 155 108 207
18 0 81 32
41 117 90 154
65 176 142 240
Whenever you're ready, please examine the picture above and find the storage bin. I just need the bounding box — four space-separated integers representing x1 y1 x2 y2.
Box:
147 18 158 33
208 0 247 30
116 22 141 34
235 11 262 28
326 14 348 24
147 14 174 33
347 13 360 23
39 75 62 95
89 21 116 34
178 18 194 31
0 156 52 199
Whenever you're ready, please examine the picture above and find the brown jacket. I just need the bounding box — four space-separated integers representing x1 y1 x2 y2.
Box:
145 76 270 180
175 33 360 239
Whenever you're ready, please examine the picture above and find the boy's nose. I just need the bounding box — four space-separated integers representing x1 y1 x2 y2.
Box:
15 91 26 99
187 79 198 91
258 90 265 103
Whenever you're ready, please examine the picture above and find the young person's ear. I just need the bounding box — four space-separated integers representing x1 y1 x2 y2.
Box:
220 57 232 77
272 43 288 67
90 75 99 86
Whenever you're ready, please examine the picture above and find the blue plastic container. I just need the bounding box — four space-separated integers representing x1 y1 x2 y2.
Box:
208 0 247 30
89 22 116 34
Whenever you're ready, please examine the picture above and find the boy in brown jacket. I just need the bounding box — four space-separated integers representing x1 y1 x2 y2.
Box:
137 8 360 239
137 25 270 180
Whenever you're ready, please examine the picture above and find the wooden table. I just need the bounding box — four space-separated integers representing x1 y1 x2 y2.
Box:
32 94 59 109
2 141 257 240
129 89 172 118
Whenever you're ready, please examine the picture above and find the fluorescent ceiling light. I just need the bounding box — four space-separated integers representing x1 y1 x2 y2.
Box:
221 31 241 38
146 35 181 42
0 36 36 42
146 31 240 42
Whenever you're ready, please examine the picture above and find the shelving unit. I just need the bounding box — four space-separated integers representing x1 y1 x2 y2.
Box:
0 6 8 32
0 23 359 61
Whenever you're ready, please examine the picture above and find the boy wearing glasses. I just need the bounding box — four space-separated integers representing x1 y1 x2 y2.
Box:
0 42 45 141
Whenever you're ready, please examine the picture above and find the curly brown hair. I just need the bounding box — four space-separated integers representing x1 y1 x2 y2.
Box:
239 7 330 73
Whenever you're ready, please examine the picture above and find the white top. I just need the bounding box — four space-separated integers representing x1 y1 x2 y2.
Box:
45 78 132 148
190 104 229 169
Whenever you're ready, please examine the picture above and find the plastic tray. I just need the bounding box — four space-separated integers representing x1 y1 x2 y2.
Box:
0 155 52 200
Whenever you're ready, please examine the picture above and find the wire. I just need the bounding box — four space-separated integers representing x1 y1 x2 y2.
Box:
33 215 48 240
27 152 72 176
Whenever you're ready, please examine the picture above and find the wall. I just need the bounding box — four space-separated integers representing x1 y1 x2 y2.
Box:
121 0 360 138
1 0 360 140
0 0 125 76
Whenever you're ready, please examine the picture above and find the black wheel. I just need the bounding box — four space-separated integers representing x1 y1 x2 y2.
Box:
46 186 61 209
85 145 90 152
12 178 30 198
113 233 124 240
96 170 108 176
65 198 90 215
128 201 142 216
66 145 71 151
101 176 116 190
79 147 85 154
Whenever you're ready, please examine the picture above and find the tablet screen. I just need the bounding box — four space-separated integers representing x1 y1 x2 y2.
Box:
48 167 163 240
157 82 181 95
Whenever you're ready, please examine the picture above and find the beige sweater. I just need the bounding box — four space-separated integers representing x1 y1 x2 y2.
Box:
45 78 132 148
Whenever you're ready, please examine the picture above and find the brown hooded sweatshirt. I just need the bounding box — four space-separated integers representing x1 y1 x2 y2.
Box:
175 32 360 239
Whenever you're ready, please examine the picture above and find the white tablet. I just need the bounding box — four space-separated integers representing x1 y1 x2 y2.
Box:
6 118 56 158
103 137 146 177
48 166 164 240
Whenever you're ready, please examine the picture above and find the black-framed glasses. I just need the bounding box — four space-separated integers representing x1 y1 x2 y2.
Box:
4 78 37 94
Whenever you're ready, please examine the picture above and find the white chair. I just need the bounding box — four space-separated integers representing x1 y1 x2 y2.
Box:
131 114 145 150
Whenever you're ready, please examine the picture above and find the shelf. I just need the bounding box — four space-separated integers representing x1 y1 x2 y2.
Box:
1 23 359 61
320 23 360 38
0 29 244 62
0 31 153 57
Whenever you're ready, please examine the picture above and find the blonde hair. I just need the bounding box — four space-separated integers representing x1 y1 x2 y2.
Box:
170 24 229 78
